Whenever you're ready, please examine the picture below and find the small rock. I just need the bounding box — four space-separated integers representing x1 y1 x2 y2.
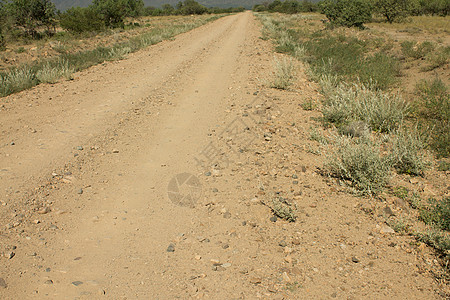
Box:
112 149 119 153
292 237 301 245
279 240 287 247
222 263 232 268
167 244 175 252
44 280 53 285
351 257 360 263
76 146 83 151
249 277 262 284
6 252 15 259
383 206 395 217
270 216 277 222
77 188 83 195
195 255 202 260
37 207 51 214
223 212 231 219
0 278 7 288
284 255 293 264
205 172 211 176
284 247 293 254
380 226 395 234
212 188 218 193
282 272 291 282
72 281 83 286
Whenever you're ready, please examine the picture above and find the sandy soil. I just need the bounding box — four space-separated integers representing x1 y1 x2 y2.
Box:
0 12 446 299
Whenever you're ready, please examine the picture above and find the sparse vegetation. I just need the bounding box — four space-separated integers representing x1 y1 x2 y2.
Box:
256 11 449 278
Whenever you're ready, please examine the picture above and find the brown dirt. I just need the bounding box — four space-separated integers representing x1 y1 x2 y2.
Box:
0 12 447 298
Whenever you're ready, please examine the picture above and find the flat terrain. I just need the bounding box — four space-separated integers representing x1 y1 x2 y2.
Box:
0 12 446 298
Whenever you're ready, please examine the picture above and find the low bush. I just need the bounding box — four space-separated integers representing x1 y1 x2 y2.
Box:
322 82 409 132
326 135 391 195
389 129 429 176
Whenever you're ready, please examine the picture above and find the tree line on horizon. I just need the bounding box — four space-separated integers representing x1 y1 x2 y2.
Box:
253 0 449 27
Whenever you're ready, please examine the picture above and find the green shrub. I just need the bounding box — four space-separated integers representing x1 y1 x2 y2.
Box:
326 135 391 195
60 7 105 33
319 0 373 28
423 45 450 71
415 78 449 157
420 197 450 231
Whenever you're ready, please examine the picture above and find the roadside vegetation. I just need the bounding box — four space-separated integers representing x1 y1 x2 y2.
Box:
254 0 449 279
0 0 241 97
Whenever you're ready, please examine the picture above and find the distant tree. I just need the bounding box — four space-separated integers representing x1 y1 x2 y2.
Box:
177 0 207 15
162 3 175 15
92 0 144 28
375 0 413 23
60 7 105 33
9 0 56 37
414 0 449 16
319 0 373 28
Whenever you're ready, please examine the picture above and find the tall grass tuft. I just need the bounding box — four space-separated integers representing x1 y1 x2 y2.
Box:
0 67 37 97
271 56 296 90
36 59 74 84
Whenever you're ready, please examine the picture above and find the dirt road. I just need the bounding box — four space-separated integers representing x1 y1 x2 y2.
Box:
0 12 444 299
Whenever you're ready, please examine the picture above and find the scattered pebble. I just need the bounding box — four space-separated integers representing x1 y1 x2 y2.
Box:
76 146 83 151
0 278 7 288
270 216 277 222
44 280 53 285
72 281 83 286
167 244 175 252
380 226 395 234
352 256 360 263
77 188 83 195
